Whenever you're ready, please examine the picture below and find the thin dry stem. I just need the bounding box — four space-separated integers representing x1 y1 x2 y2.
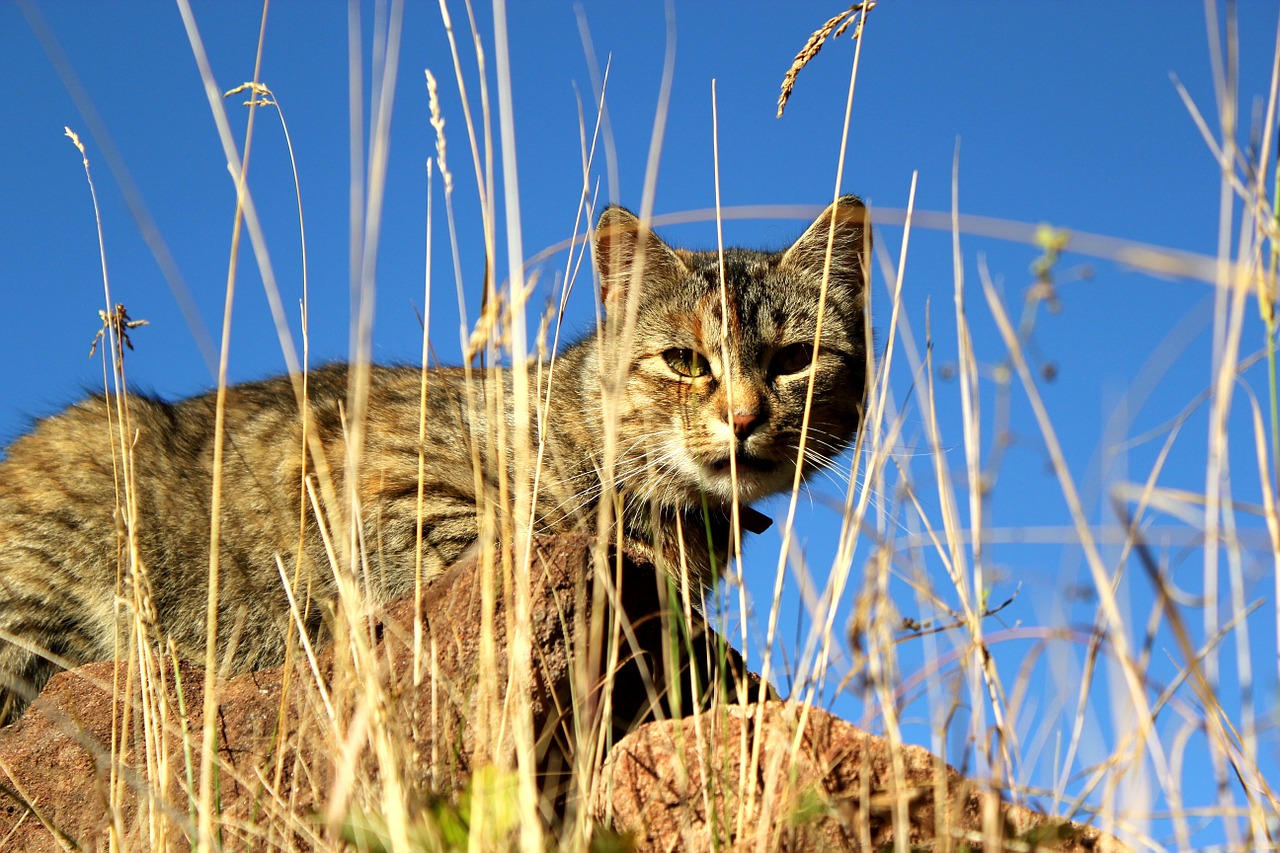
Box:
776 2 875 118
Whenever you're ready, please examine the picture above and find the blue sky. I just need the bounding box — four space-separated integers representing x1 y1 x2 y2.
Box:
4 2 1279 847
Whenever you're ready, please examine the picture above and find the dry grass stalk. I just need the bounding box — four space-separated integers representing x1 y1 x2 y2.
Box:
776 1 875 118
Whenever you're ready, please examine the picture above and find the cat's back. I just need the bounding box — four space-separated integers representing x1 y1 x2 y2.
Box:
0 362 496 523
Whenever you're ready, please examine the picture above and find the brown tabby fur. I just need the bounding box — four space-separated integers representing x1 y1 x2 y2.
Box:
0 197 869 725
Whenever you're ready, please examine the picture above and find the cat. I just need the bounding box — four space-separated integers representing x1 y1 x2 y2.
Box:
0 196 869 726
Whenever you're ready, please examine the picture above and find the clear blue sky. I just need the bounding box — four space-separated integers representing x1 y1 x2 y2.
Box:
3 3 1278 848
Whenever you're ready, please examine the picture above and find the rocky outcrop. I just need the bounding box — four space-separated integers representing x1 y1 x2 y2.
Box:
0 534 758 850
596 701 1127 852
0 535 1124 851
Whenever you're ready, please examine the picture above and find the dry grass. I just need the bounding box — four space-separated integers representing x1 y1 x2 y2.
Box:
22 3 1280 852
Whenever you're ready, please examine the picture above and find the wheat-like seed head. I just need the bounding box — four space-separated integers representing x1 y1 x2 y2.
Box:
776 2 875 118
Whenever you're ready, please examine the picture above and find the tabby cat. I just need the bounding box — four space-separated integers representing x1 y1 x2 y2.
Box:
0 196 868 725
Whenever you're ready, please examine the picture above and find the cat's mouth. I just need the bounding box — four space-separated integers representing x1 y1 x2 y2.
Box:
693 450 789 504
709 453 775 476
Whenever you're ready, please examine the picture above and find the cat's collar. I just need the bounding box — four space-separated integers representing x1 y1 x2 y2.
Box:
737 505 773 535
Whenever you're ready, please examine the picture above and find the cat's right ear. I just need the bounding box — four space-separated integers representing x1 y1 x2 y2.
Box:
593 205 686 309
779 195 870 294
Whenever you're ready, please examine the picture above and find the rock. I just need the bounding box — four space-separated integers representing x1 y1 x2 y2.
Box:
1 535 1123 851
0 534 758 849
595 700 1129 852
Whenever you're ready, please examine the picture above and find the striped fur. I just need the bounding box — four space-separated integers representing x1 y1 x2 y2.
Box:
0 197 868 725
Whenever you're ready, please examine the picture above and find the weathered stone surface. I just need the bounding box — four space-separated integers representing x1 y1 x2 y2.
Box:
1 535 1123 851
0 534 757 850
594 700 1129 852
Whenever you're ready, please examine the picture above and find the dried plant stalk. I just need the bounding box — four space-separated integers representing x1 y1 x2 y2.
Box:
777 2 874 118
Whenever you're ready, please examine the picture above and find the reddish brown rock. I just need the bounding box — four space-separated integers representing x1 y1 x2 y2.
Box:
0 534 757 850
1 535 1123 852
594 700 1129 852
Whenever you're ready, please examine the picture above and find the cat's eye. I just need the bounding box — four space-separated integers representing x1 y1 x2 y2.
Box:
662 348 711 378
771 343 816 376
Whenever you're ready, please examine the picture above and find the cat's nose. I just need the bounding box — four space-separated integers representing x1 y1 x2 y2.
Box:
731 410 760 439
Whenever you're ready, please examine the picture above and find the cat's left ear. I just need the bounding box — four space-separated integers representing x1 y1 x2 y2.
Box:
779 195 870 293
594 205 688 309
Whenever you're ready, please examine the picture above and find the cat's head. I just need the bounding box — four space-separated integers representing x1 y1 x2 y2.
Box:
592 197 869 510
